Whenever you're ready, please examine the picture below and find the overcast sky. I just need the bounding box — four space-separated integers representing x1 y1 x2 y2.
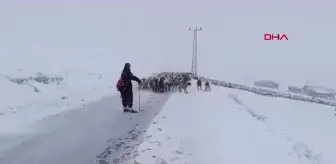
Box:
0 0 335 87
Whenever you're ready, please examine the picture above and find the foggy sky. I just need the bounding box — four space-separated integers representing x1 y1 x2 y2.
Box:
0 0 335 87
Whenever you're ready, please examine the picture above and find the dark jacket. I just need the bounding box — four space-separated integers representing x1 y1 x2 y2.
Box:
121 65 141 90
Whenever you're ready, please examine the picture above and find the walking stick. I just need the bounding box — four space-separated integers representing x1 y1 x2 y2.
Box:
138 85 141 112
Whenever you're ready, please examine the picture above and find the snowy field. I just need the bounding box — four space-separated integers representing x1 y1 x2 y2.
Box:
135 81 336 164
1 0 336 163
0 56 149 134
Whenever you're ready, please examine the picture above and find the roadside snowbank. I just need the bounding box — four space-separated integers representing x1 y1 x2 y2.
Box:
135 84 310 164
228 89 336 163
194 74 336 106
0 69 119 134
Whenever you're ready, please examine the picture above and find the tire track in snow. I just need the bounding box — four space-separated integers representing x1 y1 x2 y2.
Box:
228 93 324 164
228 93 267 122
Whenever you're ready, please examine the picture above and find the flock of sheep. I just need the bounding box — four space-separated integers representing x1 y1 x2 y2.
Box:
139 72 210 94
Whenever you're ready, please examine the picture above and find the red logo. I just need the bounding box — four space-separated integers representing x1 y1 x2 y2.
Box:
264 33 288 41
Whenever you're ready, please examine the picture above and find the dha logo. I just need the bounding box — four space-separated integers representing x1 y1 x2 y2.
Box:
264 33 288 41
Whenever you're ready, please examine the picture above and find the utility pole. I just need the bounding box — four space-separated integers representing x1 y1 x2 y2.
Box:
189 27 202 75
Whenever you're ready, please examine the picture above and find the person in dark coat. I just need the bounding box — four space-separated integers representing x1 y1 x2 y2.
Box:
197 79 202 90
159 77 165 93
153 78 159 92
205 81 211 92
120 63 141 112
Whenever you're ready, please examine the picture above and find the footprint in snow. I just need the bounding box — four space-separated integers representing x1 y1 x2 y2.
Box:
156 158 168 164
166 136 171 140
170 157 179 162
152 121 159 124
175 150 184 155
148 140 162 147
145 134 153 139
141 147 152 153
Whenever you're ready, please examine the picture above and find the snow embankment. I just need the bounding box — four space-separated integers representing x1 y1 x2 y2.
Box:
194 74 336 107
228 89 336 163
135 82 334 164
0 69 118 134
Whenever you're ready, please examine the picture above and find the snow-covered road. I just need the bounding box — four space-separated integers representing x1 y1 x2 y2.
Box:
0 89 173 164
1 80 335 164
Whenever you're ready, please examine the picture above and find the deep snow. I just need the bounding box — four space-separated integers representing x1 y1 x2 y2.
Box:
135 82 336 164
0 66 125 134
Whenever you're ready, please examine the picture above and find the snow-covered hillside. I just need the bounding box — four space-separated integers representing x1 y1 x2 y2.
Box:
135 81 336 164
0 69 116 134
